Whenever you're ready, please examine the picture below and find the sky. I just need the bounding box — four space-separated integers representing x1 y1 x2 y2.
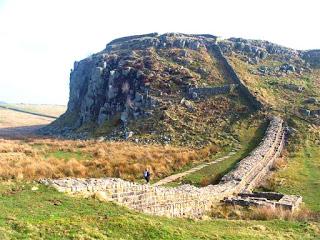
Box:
0 0 319 105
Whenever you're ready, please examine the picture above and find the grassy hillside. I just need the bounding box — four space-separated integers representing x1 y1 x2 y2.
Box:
0 182 319 240
1 37 320 239
228 54 320 112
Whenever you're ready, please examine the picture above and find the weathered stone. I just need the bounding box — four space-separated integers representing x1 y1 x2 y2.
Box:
223 192 302 212
283 83 304 92
125 131 134 139
304 97 318 104
299 108 311 116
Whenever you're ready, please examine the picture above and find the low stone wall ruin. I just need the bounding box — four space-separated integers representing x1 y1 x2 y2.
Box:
41 116 287 218
223 192 302 212
188 84 238 99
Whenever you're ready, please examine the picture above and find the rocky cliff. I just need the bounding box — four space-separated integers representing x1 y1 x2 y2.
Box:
42 33 320 142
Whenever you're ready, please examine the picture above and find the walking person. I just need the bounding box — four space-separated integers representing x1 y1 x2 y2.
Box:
143 169 151 183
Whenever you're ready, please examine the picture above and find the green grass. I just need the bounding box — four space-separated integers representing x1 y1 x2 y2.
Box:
44 150 92 161
257 117 320 212
169 118 268 187
272 142 320 212
0 181 319 239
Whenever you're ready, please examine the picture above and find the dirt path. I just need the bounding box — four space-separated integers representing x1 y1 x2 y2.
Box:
153 151 237 186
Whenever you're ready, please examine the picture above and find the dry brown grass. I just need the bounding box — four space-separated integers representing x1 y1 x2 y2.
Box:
271 150 288 171
0 138 218 181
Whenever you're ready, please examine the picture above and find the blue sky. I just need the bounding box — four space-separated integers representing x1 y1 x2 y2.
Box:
0 0 319 105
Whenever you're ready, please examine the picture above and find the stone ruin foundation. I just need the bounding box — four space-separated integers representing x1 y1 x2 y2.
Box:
223 192 302 212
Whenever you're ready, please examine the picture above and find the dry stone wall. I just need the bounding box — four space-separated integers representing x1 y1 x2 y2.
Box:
41 116 285 218
223 192 302 212
188 84 238 99
209 45 264 110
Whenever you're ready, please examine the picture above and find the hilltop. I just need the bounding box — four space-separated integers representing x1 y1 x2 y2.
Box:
41 33 319 149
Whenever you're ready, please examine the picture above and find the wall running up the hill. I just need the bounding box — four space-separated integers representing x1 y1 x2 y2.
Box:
210 45 263 110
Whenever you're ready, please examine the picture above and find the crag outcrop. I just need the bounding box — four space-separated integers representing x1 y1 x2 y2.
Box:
41 33 265 141
41 32 320 140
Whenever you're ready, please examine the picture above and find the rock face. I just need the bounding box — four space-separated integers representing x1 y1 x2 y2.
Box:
68 33 216 132
42 33 319 138
43 33 222 138
219 38 300 64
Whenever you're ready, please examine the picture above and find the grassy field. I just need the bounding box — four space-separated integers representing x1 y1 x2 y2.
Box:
0 181 319 240
0 104 65 138
0 103 66 118
273 144 320 211
0 108 53 128
0 108 54 138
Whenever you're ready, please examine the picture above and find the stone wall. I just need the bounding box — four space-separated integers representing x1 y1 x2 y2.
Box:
311 109 320 116
188 84 238 99
209 44 263 110
41 116 285 218
299 108 320 117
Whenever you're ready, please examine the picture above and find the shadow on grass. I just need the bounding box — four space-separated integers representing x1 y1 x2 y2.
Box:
210 120 269 185
177 119 269 187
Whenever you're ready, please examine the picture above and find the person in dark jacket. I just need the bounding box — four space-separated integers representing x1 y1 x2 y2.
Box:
143 169 151 183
